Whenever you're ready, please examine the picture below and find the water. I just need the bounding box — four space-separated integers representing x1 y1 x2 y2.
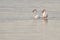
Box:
0 0 60 40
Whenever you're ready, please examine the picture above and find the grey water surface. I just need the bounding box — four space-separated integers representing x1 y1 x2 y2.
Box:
0 0 60 40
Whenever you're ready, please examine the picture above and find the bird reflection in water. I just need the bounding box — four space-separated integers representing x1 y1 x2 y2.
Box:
33 19 38 26
42 18 48 26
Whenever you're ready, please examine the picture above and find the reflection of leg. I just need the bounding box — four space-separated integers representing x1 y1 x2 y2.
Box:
42 18 48 25
33 19 37 25
44 19 48 23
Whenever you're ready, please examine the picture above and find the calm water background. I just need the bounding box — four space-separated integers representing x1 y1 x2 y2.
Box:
0 0 60 40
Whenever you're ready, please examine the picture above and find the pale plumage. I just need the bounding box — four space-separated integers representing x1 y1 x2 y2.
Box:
42 9 48 19
33 15 39 19
32 9 40 19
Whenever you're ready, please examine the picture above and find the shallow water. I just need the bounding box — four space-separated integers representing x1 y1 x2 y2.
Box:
0 20 60 40
0 0 60 40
